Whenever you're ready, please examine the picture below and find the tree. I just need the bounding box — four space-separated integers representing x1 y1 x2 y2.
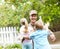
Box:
0 0 60 31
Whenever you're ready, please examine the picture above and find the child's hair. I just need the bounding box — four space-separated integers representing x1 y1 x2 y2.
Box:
35 21 43 30
35 16 49 30
35 19 44 30
20 18 28 33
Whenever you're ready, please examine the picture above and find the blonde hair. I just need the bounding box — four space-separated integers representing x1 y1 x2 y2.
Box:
35 18 44 30
35 21 43 30
20 18 28 33
35 16 50 30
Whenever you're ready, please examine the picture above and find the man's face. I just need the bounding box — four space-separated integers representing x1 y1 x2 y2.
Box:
30 14 37 24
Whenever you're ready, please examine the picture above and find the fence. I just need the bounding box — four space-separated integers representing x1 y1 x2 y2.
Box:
0 27 20 46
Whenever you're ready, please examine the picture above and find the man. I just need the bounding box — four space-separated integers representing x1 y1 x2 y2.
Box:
29 10 56 42
22 10 56 49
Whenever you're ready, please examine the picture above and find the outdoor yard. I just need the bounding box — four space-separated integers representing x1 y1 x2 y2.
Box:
0 0 60 49
49 31 60 49
51 44 60 49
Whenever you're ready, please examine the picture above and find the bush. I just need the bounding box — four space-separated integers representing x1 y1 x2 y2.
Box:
4 43 22 49
0 46 2 49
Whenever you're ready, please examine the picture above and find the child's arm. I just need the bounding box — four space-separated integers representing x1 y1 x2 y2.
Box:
44 22 56 42
48 29 56 42
23 32 36 40
23 37 30 40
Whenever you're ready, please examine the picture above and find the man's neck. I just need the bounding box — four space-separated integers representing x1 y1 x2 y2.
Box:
29 22 36 31
30 22 35 26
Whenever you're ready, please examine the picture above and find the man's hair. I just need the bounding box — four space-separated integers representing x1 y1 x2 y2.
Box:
29 10 37 16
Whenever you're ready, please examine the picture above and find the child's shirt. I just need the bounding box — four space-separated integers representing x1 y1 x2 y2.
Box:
22 32 31 43
29 29 51 49
19 25 34 43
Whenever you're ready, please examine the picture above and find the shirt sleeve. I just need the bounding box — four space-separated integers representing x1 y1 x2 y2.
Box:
45 29 51 35
29 31 37 40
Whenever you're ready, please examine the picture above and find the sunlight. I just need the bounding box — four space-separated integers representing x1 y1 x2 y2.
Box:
0 0 5 5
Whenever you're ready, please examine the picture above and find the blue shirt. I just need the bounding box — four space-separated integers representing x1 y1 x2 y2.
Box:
30 29 51 49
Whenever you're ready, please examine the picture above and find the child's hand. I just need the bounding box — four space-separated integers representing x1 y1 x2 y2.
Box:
50 34 56 42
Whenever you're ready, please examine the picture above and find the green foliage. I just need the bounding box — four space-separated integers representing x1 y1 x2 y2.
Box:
0 0 60 31
5 44 22 49
0 46 2 49
11 43 22 48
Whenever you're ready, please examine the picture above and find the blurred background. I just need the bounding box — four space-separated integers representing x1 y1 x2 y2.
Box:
0 0 60 49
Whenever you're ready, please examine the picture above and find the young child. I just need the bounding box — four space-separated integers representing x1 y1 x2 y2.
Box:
29 20 52 49
19 18 33 49
24 19 54 49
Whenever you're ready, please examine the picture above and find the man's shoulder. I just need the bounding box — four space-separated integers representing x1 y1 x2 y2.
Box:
28 23 33 29
28 23 31 26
